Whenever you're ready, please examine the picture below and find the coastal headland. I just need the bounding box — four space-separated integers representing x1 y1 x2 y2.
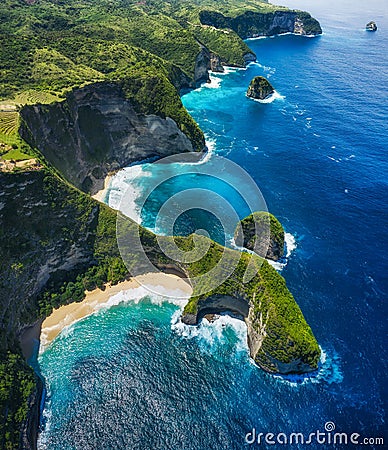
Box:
0 1 322 448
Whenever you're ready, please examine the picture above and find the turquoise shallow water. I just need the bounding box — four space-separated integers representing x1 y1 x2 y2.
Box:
38 1 387 448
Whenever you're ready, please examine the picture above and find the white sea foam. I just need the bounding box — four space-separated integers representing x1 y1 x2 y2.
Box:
96 285 191 311
254 61 276 76
200 137 216 163
248 90 285 104
37 404 52 449
221 65 247 73
231 230 296 271
246 36 267 41
178 135 216 166
271 346 343 386
268 232 297 269
327 155 341 163
171 311 249 354
107 165 147 222
284 232 296 257
200 66 245 90
39 284 192 355
247 32 319 41
202 72 222 89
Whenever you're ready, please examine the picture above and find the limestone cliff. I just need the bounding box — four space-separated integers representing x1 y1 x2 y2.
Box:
194 45 227 83
0 170 319 379
0 164 319 449
19 83 200 195
20 376 43 450
181 254 320 375
234 211 284 261
199 9 322 38
179 235 320 375
246 76 275 101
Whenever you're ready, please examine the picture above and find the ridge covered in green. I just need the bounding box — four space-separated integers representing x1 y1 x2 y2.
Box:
0 0 320 156
0 166 320 448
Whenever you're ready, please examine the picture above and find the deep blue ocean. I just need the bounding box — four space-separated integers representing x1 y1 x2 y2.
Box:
37 1 387 448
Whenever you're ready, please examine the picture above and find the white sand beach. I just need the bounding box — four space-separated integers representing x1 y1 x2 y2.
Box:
39 272 192 350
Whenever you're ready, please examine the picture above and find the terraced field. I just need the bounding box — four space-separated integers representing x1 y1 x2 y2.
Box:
14 90 62 105
0 111 31 159
0 111 19 141
0 90 62 159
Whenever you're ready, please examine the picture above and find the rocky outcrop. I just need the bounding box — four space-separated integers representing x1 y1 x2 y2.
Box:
0 171 98 337
246 76 275 101
182 294 249 325
244 52 257 65
19 82 196 195
234 211 284 261
181 286 319 375
366 21 377 31
194 45 226 82
199 9 322 38
209 52 224 73
20 376 43 450
194 47 212 83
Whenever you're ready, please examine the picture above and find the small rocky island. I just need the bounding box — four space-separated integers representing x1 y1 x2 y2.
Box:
234 211 285 261
247 76 274 101
366 21 377 31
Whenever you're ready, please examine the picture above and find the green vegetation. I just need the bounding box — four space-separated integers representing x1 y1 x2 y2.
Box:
13 90 62 106
190 25 253 66
0 112 19 147
0 352 35 450
0 111 32 159
0 0 320 150
234 211 284 260
0 112 18 137
0 0 321 447
179 235 319 371
1 147 31 161
247 76 275 100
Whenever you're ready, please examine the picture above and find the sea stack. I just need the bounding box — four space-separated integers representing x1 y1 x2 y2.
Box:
247 76 274 101
366 21 377 31
234 211 285 261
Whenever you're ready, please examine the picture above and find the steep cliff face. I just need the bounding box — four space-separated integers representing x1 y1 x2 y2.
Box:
194 45 227 83
0 170 98 341
19 83 197 194
246 76 275 101
179 238 320 375
234 211 285 261
199 9 322 38
19 376 43 450
181 272 320 375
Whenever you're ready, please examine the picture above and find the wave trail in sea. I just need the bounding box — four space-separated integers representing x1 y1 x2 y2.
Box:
171 311 249 356
107 164 146 222
247 90 285 103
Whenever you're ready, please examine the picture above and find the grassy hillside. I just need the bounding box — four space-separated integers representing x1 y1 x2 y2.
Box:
0 0 320 152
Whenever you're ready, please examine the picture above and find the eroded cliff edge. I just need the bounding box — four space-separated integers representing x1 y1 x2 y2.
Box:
199 8 322 38
19 82 204 195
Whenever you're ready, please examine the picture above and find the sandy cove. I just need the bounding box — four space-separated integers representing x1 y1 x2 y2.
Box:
37 273 192 352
